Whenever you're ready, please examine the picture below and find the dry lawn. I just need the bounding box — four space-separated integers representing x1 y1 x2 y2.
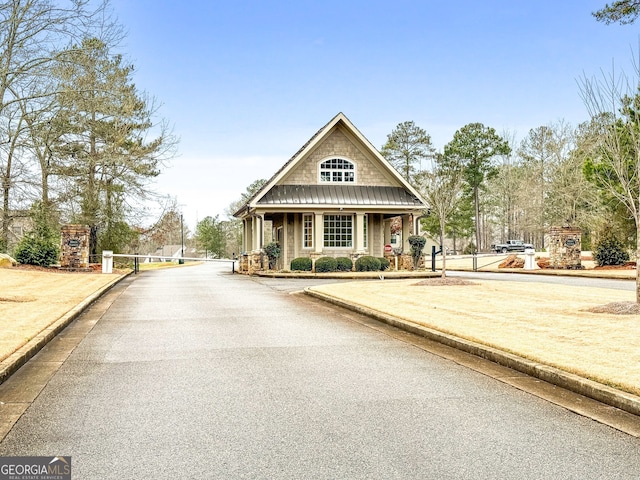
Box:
0 268 122 362
310 278 640 396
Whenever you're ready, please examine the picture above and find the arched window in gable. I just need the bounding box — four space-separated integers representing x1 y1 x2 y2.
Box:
319 158 355 183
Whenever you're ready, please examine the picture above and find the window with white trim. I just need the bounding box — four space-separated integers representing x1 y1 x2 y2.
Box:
324 214 353 248
303 214 313 249
319 158 355 183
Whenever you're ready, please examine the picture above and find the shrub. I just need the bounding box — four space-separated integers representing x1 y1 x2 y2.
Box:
355 255 381 272
290 257 312 271
315 256 337 272
13 202 59 267
14 233 59 267
264 242 281 269
593 235 629 266
463 243 476 255
378 257 390 271
408 235 427 269
335 257 353 272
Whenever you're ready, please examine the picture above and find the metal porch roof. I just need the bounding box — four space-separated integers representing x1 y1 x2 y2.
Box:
256 185 424 207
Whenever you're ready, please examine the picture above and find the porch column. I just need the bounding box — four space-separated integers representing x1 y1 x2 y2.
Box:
257 214 265 250
252 215 263 251
250 217 256 251
402 214 412 252
243 219 249 252
314 213 323 253
355 213 366 253
383 218 391 246
282 213 289 269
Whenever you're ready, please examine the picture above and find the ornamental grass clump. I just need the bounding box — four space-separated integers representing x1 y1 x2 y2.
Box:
315 256 337 273
355 256 381 272
290 257 312 271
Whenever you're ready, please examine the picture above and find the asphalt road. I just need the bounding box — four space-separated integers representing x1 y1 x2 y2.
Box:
1 263 640 479
447 270 636 291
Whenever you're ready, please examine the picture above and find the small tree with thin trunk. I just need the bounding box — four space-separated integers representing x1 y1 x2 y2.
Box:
415 154 464 278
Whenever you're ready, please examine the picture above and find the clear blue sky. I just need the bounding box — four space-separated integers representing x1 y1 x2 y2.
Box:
110 0 640 230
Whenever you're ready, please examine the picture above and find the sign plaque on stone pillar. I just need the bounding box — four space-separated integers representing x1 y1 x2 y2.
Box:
60 225 91 270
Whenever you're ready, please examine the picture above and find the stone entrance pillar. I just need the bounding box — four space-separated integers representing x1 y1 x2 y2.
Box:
60 224 90 269
548 226 582 269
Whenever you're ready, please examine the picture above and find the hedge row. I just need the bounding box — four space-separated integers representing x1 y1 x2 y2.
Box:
290 256 389 272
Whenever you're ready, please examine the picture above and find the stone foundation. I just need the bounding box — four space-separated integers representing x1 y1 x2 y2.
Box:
239 251 267 274
384 254 420 271
241 250 424 273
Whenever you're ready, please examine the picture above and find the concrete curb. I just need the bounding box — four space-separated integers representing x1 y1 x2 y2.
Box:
253 271 441 280
304 287 640 418
0 273 130 386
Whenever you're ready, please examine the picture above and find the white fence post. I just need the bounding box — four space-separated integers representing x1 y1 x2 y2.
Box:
102 250 113 274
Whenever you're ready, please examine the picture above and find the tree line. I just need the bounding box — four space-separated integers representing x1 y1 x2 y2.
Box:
7 0 640 284
381 119 613 254
0 0 176 259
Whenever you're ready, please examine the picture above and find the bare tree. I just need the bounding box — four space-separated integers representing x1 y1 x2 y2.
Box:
545 122 601 231
580 62 640 302
516 122 575 248
0 100 31 249
415 154 464 278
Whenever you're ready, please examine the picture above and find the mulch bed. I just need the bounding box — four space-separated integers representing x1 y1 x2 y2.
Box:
586 301 640 315
593 262 637 270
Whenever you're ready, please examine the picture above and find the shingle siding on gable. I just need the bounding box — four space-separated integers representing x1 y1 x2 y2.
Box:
281 128 394 186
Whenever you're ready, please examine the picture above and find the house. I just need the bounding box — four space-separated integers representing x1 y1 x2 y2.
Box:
1 210 32 250
145 244 195 262
233 113 428 272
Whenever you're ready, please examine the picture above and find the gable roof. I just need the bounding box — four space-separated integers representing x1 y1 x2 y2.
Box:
234 112 426 217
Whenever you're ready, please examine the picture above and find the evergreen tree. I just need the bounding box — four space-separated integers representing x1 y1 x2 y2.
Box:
381 121 435 182
195 215 225 258
444 123 511 251
53 37 174 255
